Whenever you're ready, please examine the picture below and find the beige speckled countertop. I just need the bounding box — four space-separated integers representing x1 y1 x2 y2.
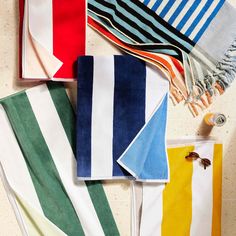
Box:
1 0 236 235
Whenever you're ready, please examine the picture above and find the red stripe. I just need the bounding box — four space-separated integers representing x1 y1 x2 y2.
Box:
53 0 86 79
171 58 184 75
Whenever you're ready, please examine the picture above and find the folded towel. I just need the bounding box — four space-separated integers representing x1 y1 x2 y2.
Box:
0 83 119 236
19 0 86 81
132 138 222 236
77 55 169 182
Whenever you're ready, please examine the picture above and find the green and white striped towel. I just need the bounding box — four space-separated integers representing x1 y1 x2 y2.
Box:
0 82 119 236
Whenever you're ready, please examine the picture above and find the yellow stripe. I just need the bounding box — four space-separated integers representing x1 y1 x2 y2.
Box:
212 144 223 236
162 146 194 236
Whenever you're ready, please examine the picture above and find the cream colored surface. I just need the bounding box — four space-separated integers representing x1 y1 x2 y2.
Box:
0 0 236 235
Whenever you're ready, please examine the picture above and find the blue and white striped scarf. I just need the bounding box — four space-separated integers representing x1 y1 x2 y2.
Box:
88 0 236 113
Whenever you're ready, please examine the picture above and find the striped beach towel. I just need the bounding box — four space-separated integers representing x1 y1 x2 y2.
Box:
19 0 86 81
132 138 222 236
77 55 170 182
0 83 119 236
88 0 236 115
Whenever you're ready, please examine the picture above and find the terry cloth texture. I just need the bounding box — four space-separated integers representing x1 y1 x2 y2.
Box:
87 0 236 116
132 139 222 236
0 83 119 236
19 0 86 81
77 55 170 182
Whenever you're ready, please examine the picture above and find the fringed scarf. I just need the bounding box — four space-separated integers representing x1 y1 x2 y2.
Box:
88 0 236 116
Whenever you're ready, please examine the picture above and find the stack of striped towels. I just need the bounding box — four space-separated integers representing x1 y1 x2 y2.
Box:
0 0 231 235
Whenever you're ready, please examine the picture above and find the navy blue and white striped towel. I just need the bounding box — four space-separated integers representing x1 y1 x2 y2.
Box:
77 55 169 182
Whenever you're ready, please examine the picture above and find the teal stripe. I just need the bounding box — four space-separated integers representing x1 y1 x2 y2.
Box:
100 1 168 43
90 0 151 43
89 7 181 57
126 0 193 51
89 0 193 51
88 11 134 44
48 83 120 235
89 11 179 57
1 93 84 236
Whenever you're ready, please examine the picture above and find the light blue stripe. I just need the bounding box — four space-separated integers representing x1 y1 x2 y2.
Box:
185 0 214 37
193 0 225 42
151 1 163 11
176 0 201 31
147 48 179 57
168 0 188 24
119 94 169 180
89 0 194 51
159 0 175 18
143 0 151 5
92 1 169 43
88 12 134 43
89 11 179 57
126 0 194 51
90 1 151 42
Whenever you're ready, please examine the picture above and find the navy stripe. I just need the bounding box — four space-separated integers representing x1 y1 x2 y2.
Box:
113 56 146 176
77 56 94 177
116 0 192 52
91 0 162 43
88 3 144 43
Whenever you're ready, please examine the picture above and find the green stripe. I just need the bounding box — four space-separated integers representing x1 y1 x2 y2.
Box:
1 92 84 236
86 181 120 236
48 82 120 235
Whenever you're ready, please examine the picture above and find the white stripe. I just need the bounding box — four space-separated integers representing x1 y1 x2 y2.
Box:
189 0 220 40
0 165 29 236
28 0 53 52
26 84 105 236
159 54 184 81
91 56 114 178
190 142 214 236
191 47 216 70
147 0 156 9
0 105 43 214
181 0 206 34
155 0 168 15
139 64 168 234
131 181 139 236
140 184 165 236
193 59 205 80
172 1 193 28
164 1 182 21
145 63 169 121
